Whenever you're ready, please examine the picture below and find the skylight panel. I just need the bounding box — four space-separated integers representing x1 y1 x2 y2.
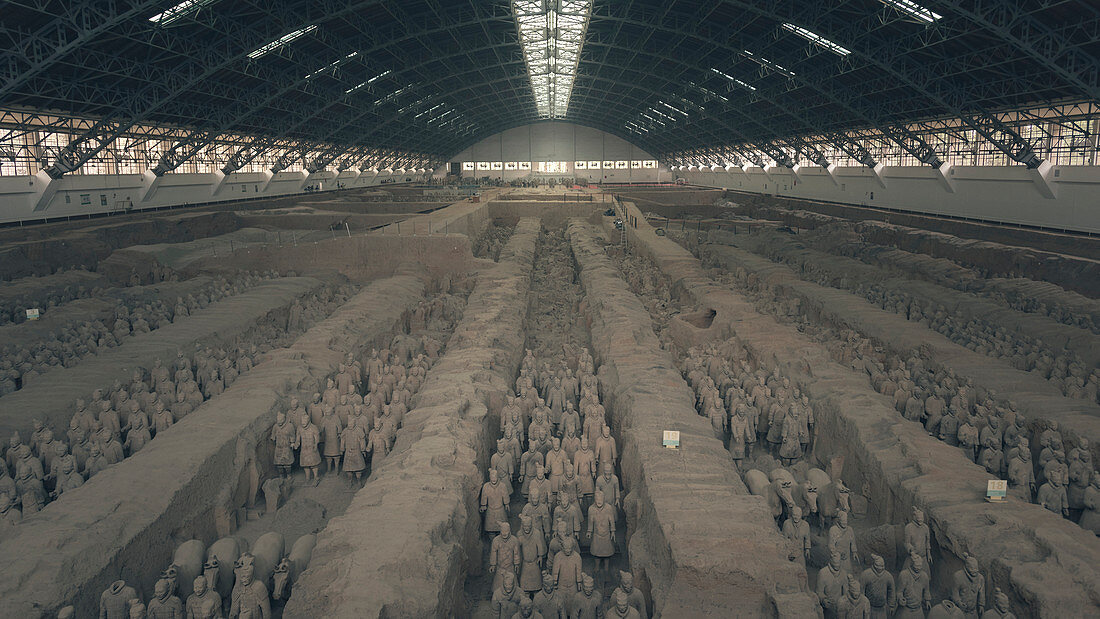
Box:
512 0 593 118
742 50 796 77
709 68 756 92
428 109 455 125
657 101 688 117
367 70 392 84
305 52 359 80
415 103 445 119
247 24 317 59
880 0 942 23
647 107 675 122
149 0 218 26
781 23 851 56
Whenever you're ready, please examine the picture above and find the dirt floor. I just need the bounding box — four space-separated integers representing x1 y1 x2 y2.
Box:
1 186 1098 617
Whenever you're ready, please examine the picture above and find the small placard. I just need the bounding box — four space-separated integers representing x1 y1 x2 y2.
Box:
986 479 1007 503
25 308 40 321
662 430 680 449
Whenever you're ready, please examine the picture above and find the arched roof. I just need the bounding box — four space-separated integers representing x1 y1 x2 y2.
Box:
1 0 1095 173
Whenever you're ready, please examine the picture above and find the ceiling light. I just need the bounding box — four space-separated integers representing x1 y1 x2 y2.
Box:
709 68 756 92
742 50 796 77
149 0 218 26
248 24 317 59
781 23 851 56
880 0 942 23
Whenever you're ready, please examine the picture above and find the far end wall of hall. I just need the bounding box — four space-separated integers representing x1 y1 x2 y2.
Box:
678 165 1100 234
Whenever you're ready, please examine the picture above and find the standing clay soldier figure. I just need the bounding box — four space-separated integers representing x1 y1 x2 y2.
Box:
124 412 152 455
533 572 567 619
0 492 21 526
319 407 343 475
860 554 894 619
490 521 521 592
293 414 321 484
595 463 621 510
903 508 932 569
366 418 389 466
491 571 523 619
951 554 985 619
100 580 139 619
836 575 871 619
574 436 597 509
895 555 931 618
980 588 1016 619
729 406 754 469
612 571 647 619
782 506 811 561
1080 472 1100 535
152 401 173 435
270 412 296 478
594 425 617 471
341 422 367 481
1006 439 1035 501
551 536 584 595
146 578 183 619
517 515 546 593
1037 467 1070 518
816 550 849 619
186 575 222 619
571 574 602 619
779 406 803 465
586 489 617 574
480 469 509 534
229 553 270 619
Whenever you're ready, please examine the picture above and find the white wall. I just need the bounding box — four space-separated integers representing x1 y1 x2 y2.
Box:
678 164 1100 234
449 122 670 183
0 169 429 225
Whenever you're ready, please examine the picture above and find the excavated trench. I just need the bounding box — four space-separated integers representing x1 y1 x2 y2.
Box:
614 199 1100 617
0 263 436 617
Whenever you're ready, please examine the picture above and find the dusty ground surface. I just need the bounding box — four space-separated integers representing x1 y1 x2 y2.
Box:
0 268 427 617
615 199 1100 618
3 188 1099 617
0 276 328 437
284 219 539 618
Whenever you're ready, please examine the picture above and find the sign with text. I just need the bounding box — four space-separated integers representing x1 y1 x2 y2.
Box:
662 430 680 449
986 479 1007 502
25 308 40 321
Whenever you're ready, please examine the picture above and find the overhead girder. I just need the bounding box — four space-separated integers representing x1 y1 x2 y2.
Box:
6 0 840 168
933 0 1100 102
27 0 470 177
0 0 177 101
117 3 522 172
151 130 218 176
5 0 1093 178
715 0 1044 167
581 5 947 166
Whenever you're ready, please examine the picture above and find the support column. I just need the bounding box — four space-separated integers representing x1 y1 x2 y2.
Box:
870 162 888 189
138 170 163 203
31 170 59 212
1029 160 1058 199
933 161 957 193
